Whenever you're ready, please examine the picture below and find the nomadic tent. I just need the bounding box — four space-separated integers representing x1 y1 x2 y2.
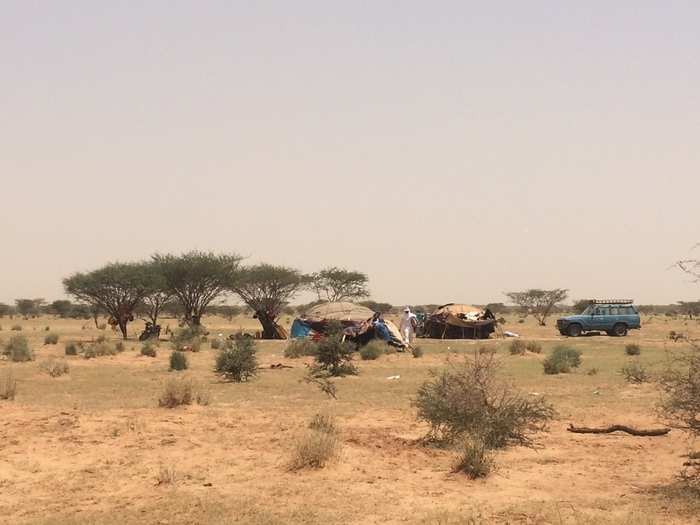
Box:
291 301 406 348
421 303 496 339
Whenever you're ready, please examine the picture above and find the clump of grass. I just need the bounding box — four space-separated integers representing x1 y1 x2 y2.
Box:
625 343 641 356
156 465 177 486
3 335 34 362
83 342 118 359
44 333 59 345
621 360 650 383
44 326 50 331
359 340 387 360
97 323 107 330
115 341 125 353
11 325 22 331
415 351 555 448
39 358 70 377
288 414 341 471
284 339 319 358
478 346 496 355
169 350 188 371
158 377 209 408
0 369 17 400
412 346 424 358
509 339 527 355
141 342 157 358
542 346 582 375
96 334 107 343
452 435 494 479
210 338 223 350
525 341 542 354
586 367 599 376
214 336 257 382
64 342 80 356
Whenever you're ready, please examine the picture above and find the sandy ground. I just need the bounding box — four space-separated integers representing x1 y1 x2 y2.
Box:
1 314 698 524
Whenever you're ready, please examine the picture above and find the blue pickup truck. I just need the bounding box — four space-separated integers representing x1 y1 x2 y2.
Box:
556 300 641 337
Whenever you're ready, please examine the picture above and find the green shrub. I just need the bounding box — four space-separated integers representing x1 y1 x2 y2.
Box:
509 340 527 355
525 341 542 354
3 335 33 362
414 352 555 448
171 327 203 352
412 346 424 358
169 351 189 371
64 342 80 356
40 358 70 377
44 333 59 345
284 339 319 358
214 336 258 382
84 342 117 359
621 360 650 383
359 340 387 360
158 377 209 408
0 369 17 400
625 343 641 356
11 325 22 331
312 333 357 377
542 346 582 375
452 435 494 479
288 413 341 471
141 342 157 358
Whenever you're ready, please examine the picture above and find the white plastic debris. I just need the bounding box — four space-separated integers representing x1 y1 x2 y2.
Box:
387 375 401 381
504 331 520 338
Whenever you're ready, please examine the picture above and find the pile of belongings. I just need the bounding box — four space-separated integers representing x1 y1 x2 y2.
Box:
291 302 406 349
421 303 496 339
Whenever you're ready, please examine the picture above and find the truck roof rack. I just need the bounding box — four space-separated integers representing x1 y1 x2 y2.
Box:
588 299 634 305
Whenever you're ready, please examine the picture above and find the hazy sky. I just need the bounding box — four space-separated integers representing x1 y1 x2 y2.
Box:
2 1 699 306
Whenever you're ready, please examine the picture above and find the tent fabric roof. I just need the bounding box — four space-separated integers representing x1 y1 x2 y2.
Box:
305 302 374 322
432 303 482 316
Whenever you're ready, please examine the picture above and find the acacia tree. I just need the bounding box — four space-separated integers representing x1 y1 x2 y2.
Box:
153 251 242 326
138 262 173 326
311 267 369 302
63 263 153 338
232 264 309 339
15 298 44 318
505 289 569 326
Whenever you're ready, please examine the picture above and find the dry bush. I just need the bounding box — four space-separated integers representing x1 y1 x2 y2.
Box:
412 346 424 358
284 338 319 358
169 350 188 371
215 336 257 382
509 340 527 355
140 342 157 357
96 334 107 343
3 335 33 362
625 343 641 356
156 465 177 486
414 352 555 448
11 325 22 331
64 341 80 355
115 341 125 352
542 346 581 374
43 333 59 345
621 360 650 383
659 349 700 437
210 338 223 350
525 341 542 354
0 369 17 400
39 358 70 377
452 435 494 479
288 413 341 471
158 377 209 408
171 326 202 352
359 340 387 360
84 342 117 359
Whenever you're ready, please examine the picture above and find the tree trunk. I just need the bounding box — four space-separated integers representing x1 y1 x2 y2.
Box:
256 311 283 339
118 320 128 339
93 313 99 329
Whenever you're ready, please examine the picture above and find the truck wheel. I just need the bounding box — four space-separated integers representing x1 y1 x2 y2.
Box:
567 324 582 337
612 323 628 337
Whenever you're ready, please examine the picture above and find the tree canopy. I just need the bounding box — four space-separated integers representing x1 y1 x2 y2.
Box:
311 267 369 302
505 289 569 326
63 262 154 338
232 264 309 339
153 251 242 326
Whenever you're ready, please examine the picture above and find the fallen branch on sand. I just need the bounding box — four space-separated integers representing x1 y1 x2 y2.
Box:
567 424 670 436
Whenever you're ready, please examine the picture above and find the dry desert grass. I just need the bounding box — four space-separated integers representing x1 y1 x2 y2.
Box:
0 313 699 524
